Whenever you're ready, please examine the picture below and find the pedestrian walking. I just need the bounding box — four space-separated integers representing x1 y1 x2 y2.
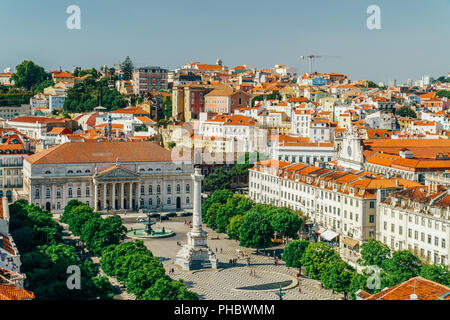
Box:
215 248 217 253
220 248 222 253
298 286 302 294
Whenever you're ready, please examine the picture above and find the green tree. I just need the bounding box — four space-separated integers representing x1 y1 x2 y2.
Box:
164 97 172 118
205 202 221 229
419 264 450 286
226 214 245 240
203 168 231 192
202 189 233 216
141 278 198 300
436 90 450 98
381 250 422 287
396 106 417 118
300 242 339 279
121 56 134 81
32 79 54 93
358 239 391 267
282 240 309 273
269 209 303 239
125 255 166 298
239 210 273 249
12 60 47 90
320 258 354 299
348 272 370 300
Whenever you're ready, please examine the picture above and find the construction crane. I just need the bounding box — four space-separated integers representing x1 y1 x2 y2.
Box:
300 55 321 74
300 55 339 74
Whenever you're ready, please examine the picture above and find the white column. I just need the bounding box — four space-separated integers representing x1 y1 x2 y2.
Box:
129 183 133 210
136 181 141 209
94 181 98 211
121 183 125 210
103 183 107 210
112 183 117 210
192 168 204 233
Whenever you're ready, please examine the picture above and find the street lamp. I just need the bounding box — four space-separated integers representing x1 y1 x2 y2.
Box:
275 285 286 300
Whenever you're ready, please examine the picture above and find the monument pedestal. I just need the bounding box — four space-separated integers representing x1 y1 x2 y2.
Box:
175 229 218 271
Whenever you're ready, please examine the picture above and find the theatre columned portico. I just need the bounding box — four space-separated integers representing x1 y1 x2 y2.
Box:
22 141 194 213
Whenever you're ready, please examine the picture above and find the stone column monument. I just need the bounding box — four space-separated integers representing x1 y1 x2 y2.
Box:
175 167 218 270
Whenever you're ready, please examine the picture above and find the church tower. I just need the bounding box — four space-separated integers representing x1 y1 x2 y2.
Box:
336 127 365 170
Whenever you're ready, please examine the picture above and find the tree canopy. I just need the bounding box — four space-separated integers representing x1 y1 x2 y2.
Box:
396 106 417 118
358 239 391 267
121 56 134 81
282 240 309 270
12 60 48 90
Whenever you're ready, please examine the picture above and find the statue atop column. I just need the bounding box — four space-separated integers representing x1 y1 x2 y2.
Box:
175 167 218 270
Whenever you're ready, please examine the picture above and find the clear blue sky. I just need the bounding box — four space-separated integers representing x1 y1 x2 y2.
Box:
1 0 449 84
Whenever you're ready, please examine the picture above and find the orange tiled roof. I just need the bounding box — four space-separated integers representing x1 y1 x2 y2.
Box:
0 284 35 300
365 276 450 300
25 141 172 164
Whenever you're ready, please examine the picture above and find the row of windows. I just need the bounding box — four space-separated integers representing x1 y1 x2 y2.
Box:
35 187 90 199
37 183 191 199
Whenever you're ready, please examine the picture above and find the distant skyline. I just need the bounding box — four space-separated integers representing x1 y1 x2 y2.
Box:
1 0 449 84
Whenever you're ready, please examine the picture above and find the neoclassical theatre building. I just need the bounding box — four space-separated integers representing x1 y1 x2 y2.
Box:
22 141 194 213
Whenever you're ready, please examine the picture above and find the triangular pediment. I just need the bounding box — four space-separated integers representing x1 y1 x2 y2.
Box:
96 165 139 178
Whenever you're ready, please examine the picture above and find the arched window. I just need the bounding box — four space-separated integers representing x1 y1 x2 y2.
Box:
77 187 81 197
45 170 51 174
157 185 161 194
176 184 181 194
148 168 153 172
85 169 91 173
149 198 153 206
140 168 145 172
186 184 190 193
148 185 153 195
76 170 82 174
167 184 172 194
156 168 161 172
68 170 73 174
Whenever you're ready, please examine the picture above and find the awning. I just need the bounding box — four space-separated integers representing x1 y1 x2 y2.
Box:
316 227 327 235
320 230 339 241
342 237 360 249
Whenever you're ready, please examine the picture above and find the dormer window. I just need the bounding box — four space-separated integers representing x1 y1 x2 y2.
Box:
45 170 51 174
68 170 73 174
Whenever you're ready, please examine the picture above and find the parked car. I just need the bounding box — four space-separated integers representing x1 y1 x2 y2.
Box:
184 211 192 216
136 216 146 223
149 212 160 218
166 212 177 217
160 214 169 221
